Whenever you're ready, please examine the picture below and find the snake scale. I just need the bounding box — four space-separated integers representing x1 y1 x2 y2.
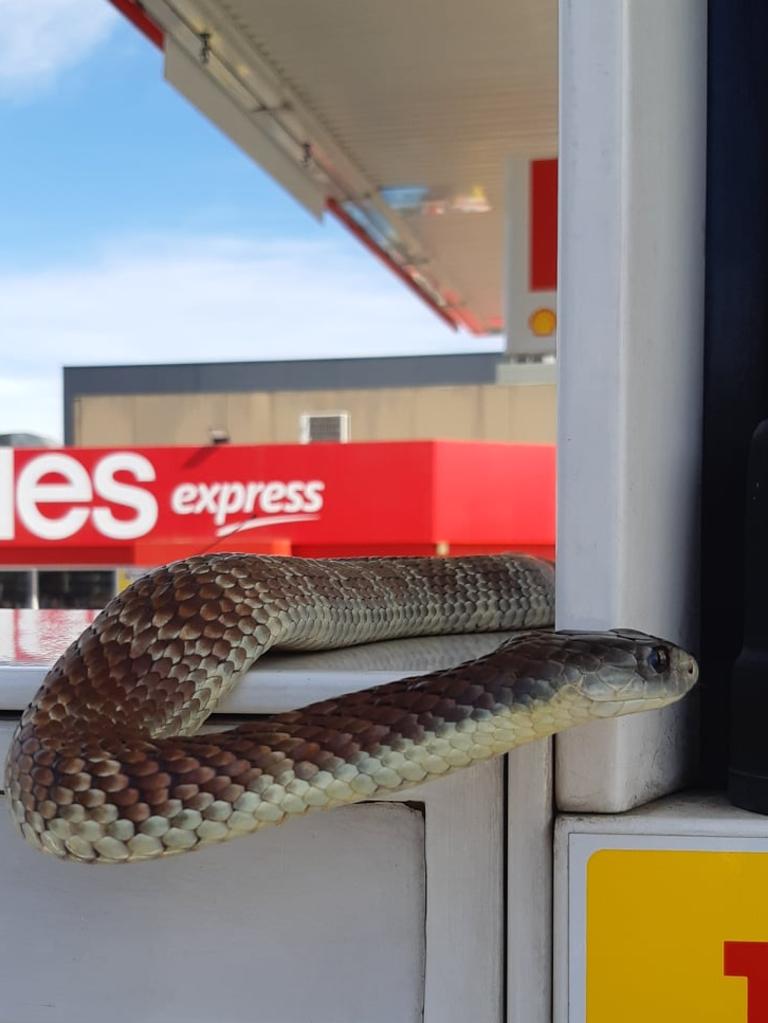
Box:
4 553 698 864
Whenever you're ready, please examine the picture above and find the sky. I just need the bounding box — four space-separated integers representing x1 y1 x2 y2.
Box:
0 0 502 443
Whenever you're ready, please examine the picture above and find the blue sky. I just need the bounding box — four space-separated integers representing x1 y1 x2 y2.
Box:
1 1 500 441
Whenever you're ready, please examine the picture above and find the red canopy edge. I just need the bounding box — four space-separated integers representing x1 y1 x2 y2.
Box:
107 0 164 49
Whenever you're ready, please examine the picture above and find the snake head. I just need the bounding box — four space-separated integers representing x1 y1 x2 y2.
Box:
553 628 699 718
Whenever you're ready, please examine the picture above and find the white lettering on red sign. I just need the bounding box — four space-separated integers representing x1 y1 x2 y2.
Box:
91 453 159 539
0 450 325 543
16 453 93 541
170 479 324 527
10 451 158 542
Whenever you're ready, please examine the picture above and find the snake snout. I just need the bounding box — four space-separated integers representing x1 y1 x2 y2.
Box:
571 630 699 717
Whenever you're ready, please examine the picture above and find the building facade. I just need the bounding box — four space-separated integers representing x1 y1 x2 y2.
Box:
64 354 556 447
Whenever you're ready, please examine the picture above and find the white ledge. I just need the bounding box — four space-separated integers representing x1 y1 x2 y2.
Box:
0 629 515 715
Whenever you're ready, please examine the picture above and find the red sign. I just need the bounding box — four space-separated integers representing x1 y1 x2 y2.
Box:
530 158 558 292
0 442 555 565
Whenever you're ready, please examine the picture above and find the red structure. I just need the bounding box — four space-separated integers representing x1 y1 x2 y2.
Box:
0 441 555 566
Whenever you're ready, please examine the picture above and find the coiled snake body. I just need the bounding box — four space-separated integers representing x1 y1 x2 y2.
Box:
4 553 698 864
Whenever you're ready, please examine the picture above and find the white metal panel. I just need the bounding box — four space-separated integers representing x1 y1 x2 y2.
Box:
0 625 507 1023
507 738 553 1023
0 719 16 767
0 756 504 1023
394 760 505 1022
555 0 707 811
0 798 425 1023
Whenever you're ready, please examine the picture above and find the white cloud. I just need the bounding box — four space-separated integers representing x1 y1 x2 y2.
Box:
0 233 501 441
0 0 118 97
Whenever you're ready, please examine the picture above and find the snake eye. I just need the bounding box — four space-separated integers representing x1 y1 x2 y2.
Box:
648 646 670 673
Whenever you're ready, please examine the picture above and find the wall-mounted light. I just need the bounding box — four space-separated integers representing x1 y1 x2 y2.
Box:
208 427 230 445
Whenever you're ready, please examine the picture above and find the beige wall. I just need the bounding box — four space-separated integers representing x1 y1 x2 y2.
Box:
73 382 556 446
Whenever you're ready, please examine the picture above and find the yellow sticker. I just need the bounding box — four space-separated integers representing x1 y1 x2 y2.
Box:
586 849 768 1022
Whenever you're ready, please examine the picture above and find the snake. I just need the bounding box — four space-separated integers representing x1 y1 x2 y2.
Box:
3 553 698 864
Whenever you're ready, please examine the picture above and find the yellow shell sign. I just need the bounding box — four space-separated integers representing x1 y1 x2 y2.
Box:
586 849 768 1021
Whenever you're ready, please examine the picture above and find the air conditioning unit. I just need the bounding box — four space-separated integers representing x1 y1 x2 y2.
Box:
299 412 350 443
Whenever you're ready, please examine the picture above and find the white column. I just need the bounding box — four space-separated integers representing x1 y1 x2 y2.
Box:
556 0 707 811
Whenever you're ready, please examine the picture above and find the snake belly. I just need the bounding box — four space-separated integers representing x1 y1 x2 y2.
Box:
3 553 697 864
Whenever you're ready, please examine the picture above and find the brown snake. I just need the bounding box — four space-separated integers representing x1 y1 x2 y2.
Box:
4 553 698 864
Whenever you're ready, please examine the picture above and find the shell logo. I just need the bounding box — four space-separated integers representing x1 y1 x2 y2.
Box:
724 943 768 1022
586 849 768 1022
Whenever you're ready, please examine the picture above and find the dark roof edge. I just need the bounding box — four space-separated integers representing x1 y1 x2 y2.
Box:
62 352 502 375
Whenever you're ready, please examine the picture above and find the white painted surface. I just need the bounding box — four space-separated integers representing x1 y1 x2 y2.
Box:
557 790 768 837
553 793 768 1023
0 754 504 1023
0 632 516 714
555 0 707 811
0 799 425 1023
507 739 553 1023
402 760 504 1022
0 719 17 768
555 702 698 813
0 629 507 1023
